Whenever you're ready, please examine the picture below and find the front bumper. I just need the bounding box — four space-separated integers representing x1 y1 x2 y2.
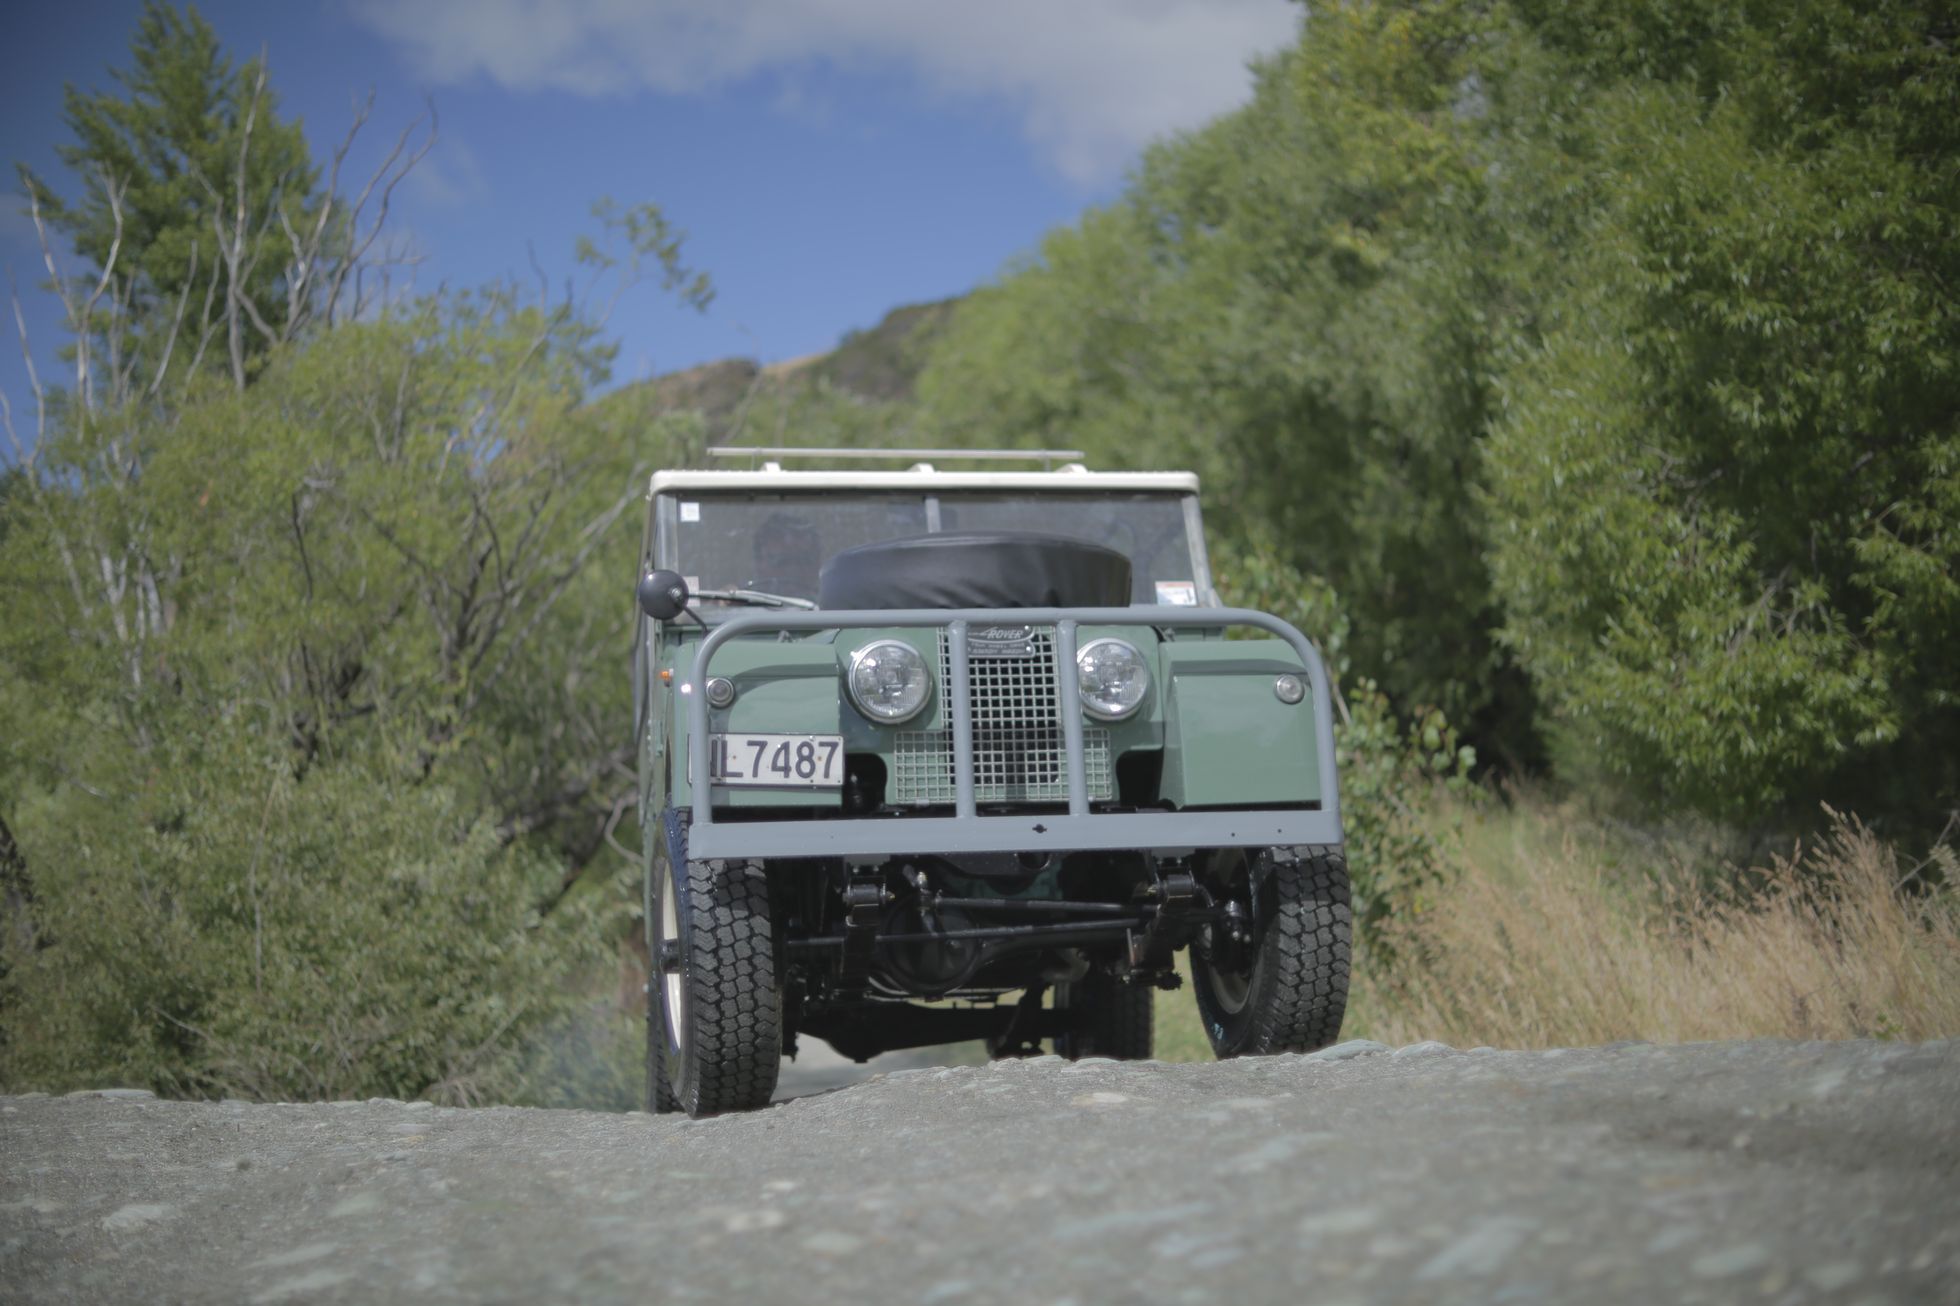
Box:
683 604 1343 862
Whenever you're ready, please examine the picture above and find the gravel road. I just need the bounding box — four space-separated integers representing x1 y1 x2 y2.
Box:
5 1038 1957 1304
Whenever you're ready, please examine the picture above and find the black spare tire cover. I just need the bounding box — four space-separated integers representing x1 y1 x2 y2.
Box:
817 532 1132 610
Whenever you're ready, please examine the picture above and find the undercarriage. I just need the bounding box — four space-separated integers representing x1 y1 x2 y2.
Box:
776 847 1217 1062
647 801 1352 1115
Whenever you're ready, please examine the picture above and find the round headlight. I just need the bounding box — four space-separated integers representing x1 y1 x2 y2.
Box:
847 640 932 724
1076 638 1149 721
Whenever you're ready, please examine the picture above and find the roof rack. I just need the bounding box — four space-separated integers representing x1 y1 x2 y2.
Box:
708 446 1088 472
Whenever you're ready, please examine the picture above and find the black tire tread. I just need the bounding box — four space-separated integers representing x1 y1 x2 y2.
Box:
1196 846 1351 1058
673 858 781 1116
1252 848 1351 1053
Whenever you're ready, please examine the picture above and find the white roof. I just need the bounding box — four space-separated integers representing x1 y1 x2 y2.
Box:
649 467 1200 495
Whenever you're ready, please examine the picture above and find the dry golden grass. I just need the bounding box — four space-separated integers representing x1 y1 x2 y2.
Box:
1351 804 1960 1049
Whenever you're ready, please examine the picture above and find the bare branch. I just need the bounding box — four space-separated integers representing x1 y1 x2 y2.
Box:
29 178 126 416
104 251 137 405
497 744 635 846
28 189 79 326
145 240 200 399
526 241 551 308
6 247 118 628
600 790 637 866
318 99 437 326
97 549 130 648
75 171 129 412
287 90 375 332
472 480 642 702
181 247 226 386
7 268 47 468
230 201 289 347
1 297 96 619
222 56 268 390
0 387 23 472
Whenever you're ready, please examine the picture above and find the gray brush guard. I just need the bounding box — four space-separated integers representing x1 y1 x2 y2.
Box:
681 603 1343 863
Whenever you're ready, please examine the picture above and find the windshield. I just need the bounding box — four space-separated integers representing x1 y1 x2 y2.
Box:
664 491 1203 609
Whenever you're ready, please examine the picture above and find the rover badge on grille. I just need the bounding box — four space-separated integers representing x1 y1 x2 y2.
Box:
967 624 1037 658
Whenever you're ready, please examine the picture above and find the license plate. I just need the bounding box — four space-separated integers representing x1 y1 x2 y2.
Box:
709 733 845 788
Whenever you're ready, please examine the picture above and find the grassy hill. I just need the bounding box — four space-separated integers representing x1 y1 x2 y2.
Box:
598 296 959 453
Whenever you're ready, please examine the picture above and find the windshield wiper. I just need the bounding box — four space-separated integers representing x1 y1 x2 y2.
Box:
693 588 820 611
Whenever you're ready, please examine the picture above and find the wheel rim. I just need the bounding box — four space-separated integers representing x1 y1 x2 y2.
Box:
1206 957 1252 1015
657 855 686 1055
1203 852 1256 1016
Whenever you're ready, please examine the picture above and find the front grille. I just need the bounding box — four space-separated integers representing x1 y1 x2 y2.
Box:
890 627 1112 805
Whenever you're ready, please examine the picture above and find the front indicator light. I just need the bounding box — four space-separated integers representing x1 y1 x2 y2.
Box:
847 640 931 723
1076 638 1149 721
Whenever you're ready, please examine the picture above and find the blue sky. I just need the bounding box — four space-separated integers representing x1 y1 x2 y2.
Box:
2 0 1299 434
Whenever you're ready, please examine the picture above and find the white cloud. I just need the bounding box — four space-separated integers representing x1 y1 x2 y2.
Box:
350 0 1301 184
403 136 490 209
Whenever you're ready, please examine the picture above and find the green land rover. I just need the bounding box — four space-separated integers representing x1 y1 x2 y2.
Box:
635 449 1350 1116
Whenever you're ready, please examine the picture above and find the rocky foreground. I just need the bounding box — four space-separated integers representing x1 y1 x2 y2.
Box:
4 1038 1957 1304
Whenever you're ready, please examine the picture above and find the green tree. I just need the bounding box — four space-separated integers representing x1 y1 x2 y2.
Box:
920 0 1958 834
918 2 1540 766
17 2 430 396
1480 0 1960 823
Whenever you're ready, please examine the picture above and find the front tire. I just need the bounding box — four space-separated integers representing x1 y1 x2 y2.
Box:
649 850 782 1116
1191 847 1350 1058
1054 970 1154 1060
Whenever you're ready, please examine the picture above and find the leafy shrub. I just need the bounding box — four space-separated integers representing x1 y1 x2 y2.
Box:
1 724 619 1102
1212 537 1474 940
0 292 669 1102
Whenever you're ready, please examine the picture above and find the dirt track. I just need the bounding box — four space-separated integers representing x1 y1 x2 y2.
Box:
4 1038 1957 1304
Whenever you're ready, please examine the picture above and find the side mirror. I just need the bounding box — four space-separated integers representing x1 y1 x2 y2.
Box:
637 569 690 621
